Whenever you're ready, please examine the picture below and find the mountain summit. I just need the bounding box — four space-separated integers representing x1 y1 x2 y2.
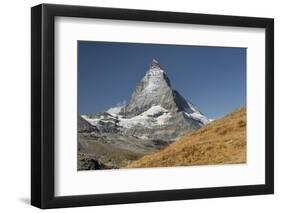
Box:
120 59 209 125
78 59 210 169
150 58 162 69
120 59 174 117
81 59 209 140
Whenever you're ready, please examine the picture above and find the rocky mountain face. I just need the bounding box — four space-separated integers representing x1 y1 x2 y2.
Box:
78 59 209 170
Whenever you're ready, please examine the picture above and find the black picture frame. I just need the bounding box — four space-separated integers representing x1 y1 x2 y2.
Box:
31 3 274 209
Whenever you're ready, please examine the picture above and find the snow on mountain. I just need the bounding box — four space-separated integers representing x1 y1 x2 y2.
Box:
119 105 171 128
81 115 102 126
80 59 210 141
119 59 176 117
183 102 210 125
78 59 214 170
184 111 209 125
142 70 164 95
142 60 166 95
141 105 168 117
83 105 172 130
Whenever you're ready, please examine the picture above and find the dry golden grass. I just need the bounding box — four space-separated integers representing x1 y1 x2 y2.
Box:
126 107 246 168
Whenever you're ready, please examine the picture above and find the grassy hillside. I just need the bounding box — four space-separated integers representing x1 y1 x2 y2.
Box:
126 107 246 168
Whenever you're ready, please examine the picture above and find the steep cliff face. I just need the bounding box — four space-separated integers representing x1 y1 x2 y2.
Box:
120 59 207 120
120 59 177 117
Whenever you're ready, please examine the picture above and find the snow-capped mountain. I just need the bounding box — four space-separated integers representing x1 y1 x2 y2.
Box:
78 59 210 170
80 59 209 141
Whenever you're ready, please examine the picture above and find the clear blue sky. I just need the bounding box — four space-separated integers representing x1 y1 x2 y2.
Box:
78 41 246 119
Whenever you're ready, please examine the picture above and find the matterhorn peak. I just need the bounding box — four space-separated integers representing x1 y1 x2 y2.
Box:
147 59 165 77
150 59 162 70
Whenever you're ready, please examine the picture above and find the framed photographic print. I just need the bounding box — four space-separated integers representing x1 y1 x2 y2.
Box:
31 3 274 209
